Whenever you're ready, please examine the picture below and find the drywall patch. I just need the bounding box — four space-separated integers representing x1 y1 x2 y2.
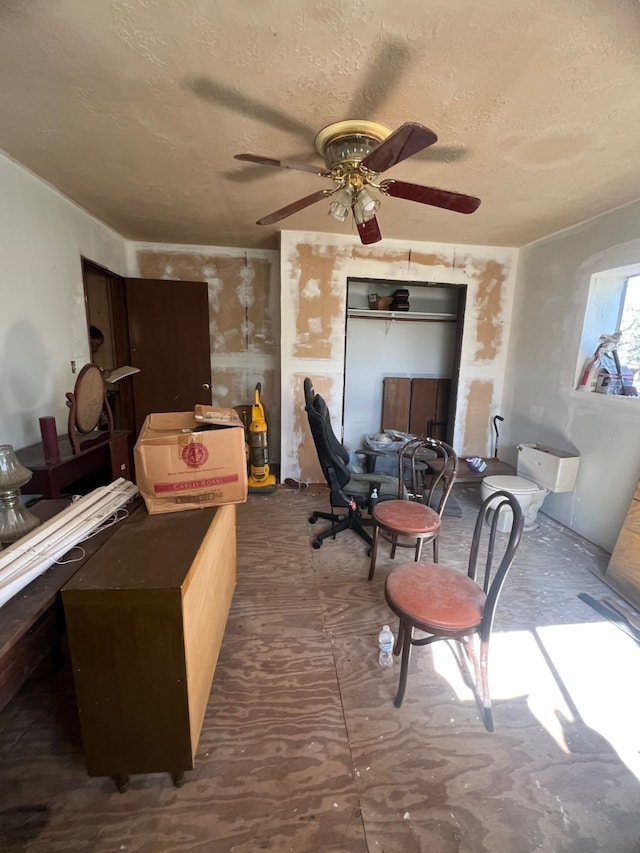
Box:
136 249 275 355
348 246 454 277
463 379 494 456
472 260 506 361
236 264 256 309
292 244 342 360
302 278 322 299
404 250 454 272
351 246 408 266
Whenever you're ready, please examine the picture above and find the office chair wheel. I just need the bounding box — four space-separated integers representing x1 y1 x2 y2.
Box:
312 538 322 549
309 515 318 524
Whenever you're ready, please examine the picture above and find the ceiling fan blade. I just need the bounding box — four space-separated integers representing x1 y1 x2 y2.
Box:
235 153 331 177
356 216 382 245
256 189 333 226
361 123 438 174
380 179 481 214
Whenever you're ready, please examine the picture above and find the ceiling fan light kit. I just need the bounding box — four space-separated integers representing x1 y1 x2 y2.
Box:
328 185 354 223
234 120 481 245
352 187 379 225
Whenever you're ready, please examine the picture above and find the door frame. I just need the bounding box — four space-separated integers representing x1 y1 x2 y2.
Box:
342 276 467 447
81 258 136 434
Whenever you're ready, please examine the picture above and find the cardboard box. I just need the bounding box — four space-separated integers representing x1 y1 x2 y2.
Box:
134 410 248 515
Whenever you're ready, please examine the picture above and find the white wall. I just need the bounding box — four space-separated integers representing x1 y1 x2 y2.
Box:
501 201 640 551
0 152 128 449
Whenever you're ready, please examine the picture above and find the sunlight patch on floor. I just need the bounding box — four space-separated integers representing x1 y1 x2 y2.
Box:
430 620 640 780
536 621 640 779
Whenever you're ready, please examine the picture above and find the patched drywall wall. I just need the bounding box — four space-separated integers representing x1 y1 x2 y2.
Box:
464 380 495 454
291 245 344 361
474 260 505 360
133 244 280 457
280 231 518 483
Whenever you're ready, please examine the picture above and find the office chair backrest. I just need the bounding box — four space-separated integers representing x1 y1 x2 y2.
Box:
304 378 351 492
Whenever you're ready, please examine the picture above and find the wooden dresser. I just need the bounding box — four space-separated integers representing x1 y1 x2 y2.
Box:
62 501 236 790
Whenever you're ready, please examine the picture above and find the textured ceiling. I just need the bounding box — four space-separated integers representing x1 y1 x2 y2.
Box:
1 0 639 250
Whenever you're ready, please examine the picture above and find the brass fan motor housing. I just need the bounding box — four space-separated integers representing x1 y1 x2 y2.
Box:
314 120 391 172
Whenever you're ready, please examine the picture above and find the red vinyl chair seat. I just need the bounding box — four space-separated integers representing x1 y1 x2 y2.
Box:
372 499 441 536
385 563 486 633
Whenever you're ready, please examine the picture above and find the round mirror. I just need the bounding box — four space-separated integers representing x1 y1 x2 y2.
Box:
66 364 113 454
73 364 106 432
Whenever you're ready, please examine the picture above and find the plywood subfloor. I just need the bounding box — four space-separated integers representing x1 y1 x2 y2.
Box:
1 484 639 852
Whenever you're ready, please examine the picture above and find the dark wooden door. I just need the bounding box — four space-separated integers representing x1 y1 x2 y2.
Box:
125 278 211 435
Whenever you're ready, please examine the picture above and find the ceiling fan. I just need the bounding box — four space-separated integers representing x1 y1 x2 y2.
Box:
234 120 481 245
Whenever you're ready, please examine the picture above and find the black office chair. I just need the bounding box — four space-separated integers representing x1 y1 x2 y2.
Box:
304 377 399 550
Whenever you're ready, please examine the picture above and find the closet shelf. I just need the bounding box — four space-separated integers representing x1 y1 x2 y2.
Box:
347 309 457 322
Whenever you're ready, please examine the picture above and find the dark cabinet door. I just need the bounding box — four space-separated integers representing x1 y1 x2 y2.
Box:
381 378 412 432
382 377 451 441
125 278 211 435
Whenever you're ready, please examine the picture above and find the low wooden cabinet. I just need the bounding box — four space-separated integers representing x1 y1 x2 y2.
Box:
62 502 236 789
605 481 640 607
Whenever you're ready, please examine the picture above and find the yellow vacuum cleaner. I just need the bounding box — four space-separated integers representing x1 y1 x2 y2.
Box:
247 382 277 494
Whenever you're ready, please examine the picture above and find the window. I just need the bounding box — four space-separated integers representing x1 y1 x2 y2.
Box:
618 274 640 374
576 264 640 395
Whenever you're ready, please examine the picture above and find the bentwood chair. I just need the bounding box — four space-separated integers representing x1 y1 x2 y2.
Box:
368 437 458 581
384 490 524 732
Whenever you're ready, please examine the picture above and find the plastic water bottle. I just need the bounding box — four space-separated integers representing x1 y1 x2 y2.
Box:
378 625 394 667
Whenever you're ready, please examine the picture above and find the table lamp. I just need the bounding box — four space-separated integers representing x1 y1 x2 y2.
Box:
0 444 41 545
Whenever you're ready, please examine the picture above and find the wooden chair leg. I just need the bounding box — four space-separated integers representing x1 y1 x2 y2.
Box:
390 533 398 559
394 621 404 655
114 775 130 793
394 622 413 708
368 524 380 581
479 639 494 733
433 536 439 563
462 637 495 733
414 538 424 561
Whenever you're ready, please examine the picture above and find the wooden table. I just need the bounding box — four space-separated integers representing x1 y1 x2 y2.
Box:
16 430 131 498
427 456 516 483
0 498 137 712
